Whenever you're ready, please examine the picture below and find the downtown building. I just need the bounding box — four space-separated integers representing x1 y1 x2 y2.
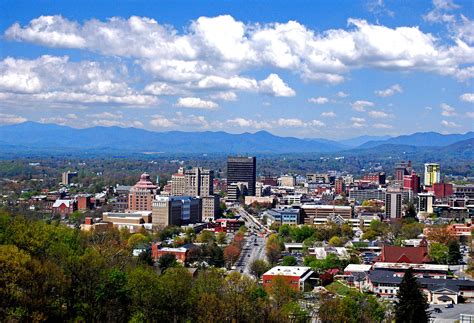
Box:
128 173 158 211
227 156 257 196
170 166 219 221
152 196 202 227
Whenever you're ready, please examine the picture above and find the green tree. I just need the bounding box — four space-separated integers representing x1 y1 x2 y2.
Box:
447 240 462 265
429 243 448 264
157 253 177 272
249 259 270 279
281 255 297 266
328 236 343 247
395 268 430 323
216 232 227 245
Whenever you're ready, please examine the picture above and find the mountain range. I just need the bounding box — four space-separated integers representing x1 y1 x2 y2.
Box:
0 121 472 156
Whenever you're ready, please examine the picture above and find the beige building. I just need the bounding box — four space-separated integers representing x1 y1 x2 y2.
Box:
152 196 202 227
202 195 220 222
302 204 352 225
102 211 152 232
278 175 296 187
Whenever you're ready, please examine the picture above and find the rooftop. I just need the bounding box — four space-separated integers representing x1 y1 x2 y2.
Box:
264 266 312 277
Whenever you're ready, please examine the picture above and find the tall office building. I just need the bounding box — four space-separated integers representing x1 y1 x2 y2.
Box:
171 167 185 195
403 171 420 194
424 163 440 186
128 173 158 211
152 196 202 227
227 156 257 196
61 171 78 185
394 161 411 183
385 190 402 219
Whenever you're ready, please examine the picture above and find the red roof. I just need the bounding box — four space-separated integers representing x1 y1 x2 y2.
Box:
379 245 431 264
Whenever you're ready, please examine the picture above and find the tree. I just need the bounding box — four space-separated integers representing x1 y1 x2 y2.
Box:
267 275 297 310
395 268 430 323
429 243 448 264
281 255 297 266
266 234 283 265
216 232 227 245
426 226 456 244
157 253 177 272
196 230 215 243
223 244 240 267
447 240 462 265
249 259 270 279
328 236 343 247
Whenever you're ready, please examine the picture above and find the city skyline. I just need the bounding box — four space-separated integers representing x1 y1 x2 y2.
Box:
1 0 473 139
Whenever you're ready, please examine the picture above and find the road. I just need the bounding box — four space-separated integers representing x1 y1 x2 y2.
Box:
232 206 269 276
429 303 474 322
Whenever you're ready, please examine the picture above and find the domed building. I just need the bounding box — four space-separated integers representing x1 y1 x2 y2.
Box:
128 173 158 211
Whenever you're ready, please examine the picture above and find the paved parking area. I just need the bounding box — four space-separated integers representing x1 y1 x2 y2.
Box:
429 303 474 322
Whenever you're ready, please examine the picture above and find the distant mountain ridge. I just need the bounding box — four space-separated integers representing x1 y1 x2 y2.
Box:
0 122 472 155
357 131 474 149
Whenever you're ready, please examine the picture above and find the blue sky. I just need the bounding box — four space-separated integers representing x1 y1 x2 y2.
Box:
0 0 473 139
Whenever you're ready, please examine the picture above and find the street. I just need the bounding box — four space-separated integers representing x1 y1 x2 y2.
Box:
232 206 269 276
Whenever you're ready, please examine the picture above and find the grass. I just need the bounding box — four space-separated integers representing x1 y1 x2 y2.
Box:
325 281 352 296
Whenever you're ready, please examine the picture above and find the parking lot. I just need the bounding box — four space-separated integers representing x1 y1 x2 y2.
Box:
429 303 474 322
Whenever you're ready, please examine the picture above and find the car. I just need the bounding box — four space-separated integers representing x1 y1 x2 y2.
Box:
247 254 251 257
445 304 453 308
434 308 442 313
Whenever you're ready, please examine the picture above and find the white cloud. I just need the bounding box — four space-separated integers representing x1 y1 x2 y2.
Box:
308 96 329 104
351 117 366 123
373 123 393 129
351 100 374 112
227 118 272 129
150 115 176 128
66 113 78 119
441 119 460 127
175 97 218 109
440 103 457 116
0 113 27 124
6 14 474 86
258 74 295 97
375 84 402 97
466 111 474 118
209 91 238 101
336 91 348 98
0 55 158 107
144 82 185 96
277 118 305 127
368 110 393 118
308 120 326 127
321 111 337 118
459 92 474 103
87 112 123 119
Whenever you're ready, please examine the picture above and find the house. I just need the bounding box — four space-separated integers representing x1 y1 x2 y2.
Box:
378 239 430 264
262 266 317 292
309 246 349 260
367 269 474 304
214 218 245 233
51 199 77 216
151 243 198 263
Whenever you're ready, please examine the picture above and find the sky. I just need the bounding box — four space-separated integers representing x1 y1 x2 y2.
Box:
0 0 473 140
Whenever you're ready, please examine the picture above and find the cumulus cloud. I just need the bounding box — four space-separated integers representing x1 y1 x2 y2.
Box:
175 97 218 109
368 110 393 118
0 55 158 107
308 96 329 104
351 117 366 128
257 74 295 97
373 123 393 129
5 14 474 85
209 91 238 101
227 118 272 129
0 113 27 124
440 103 457 116
466 111 474 118
459 92 474 103
336 91 348 98
441 119 460 127
351 100 374 112
375 84 403 97
321 111 337 117
150 115 176 128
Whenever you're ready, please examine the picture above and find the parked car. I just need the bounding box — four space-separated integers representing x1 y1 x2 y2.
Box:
445 304 454 308
434 308 442 313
